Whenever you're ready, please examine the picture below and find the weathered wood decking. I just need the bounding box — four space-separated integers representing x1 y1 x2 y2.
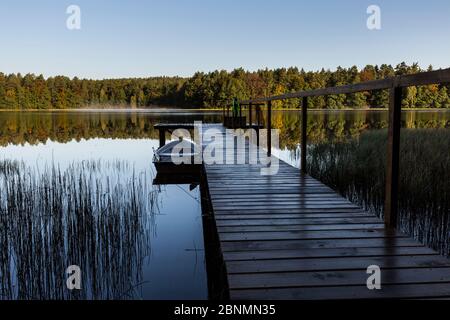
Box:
202 124 450 300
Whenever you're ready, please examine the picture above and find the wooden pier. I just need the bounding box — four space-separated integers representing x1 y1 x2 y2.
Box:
201 125 450 300
155 68 450 299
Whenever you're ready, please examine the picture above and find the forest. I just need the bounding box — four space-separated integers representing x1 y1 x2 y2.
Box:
0 63 449 109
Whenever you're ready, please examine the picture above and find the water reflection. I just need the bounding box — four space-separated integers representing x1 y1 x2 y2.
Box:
0 109 448 299
267 109 449 150
0 110 222 147
0 110 447 148
0 159 157 299
0 118 208 300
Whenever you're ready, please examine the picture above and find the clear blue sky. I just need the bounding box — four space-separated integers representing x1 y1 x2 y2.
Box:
0 0 449 79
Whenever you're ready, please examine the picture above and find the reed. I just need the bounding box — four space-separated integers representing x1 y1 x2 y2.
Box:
307 129 450 256
0 159 160 300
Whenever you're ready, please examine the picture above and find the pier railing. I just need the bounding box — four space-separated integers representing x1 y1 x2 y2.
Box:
237 68 450 228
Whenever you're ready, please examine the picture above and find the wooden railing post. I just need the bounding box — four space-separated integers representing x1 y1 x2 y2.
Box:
256 105 260 147
301 97 308 174
231 103 235 129
249 102 252 128
267 100 272 156
384 85 402 228
222 104 226 126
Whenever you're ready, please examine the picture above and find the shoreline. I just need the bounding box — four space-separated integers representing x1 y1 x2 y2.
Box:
0 107 449 112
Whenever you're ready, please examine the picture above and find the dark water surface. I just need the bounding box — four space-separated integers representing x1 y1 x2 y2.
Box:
0 109 448 299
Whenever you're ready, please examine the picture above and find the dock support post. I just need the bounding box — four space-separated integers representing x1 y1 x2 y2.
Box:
301 97 308 174
159 129 166 148
384 85 402 228
267 100 272 156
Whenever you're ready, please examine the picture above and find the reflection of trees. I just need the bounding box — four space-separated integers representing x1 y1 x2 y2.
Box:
0 111 448 150
0 112 221 146
0 160 160 300
267 111 449 149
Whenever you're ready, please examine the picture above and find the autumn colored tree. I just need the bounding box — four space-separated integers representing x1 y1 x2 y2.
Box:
0 63 448 110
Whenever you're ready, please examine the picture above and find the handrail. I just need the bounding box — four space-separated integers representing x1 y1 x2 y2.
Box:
236 68 450 229
241 68 450 104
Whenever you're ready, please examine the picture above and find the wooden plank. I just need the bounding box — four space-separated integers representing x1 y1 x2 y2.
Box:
209 183 340 189
218 229 403 242
210 194 344 200
223 246 437 261
210 191 343 197
207 177 328 183
209 189 338 195
209 175 348 187
208 182 327 187
228 267 450 289
207 171 317 176
215 211 370 217
241 78 392 103
217 223 385 233
226 255 450 274
214 207 367 212
213 201 357 207
220 238 421 252
215 213 375 220
213 204 360 211
216 217 382 226
211 197 354 202
208 183 333 188
208 178 322 182
212 200 356 206
230 283 450 300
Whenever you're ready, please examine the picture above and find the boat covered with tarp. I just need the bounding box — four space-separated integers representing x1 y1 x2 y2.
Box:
152 138 202 181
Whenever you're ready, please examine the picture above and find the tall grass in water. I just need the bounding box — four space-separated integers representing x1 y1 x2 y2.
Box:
0 160 160 300
307 129 450 256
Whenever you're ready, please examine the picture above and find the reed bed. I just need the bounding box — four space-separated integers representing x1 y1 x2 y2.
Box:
0 159 160 300
307 129 450 256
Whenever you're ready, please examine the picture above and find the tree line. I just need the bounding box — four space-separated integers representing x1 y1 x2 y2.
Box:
1 63 449 109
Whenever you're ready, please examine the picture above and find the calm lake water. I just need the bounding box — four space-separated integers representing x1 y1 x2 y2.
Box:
0 109 448 300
